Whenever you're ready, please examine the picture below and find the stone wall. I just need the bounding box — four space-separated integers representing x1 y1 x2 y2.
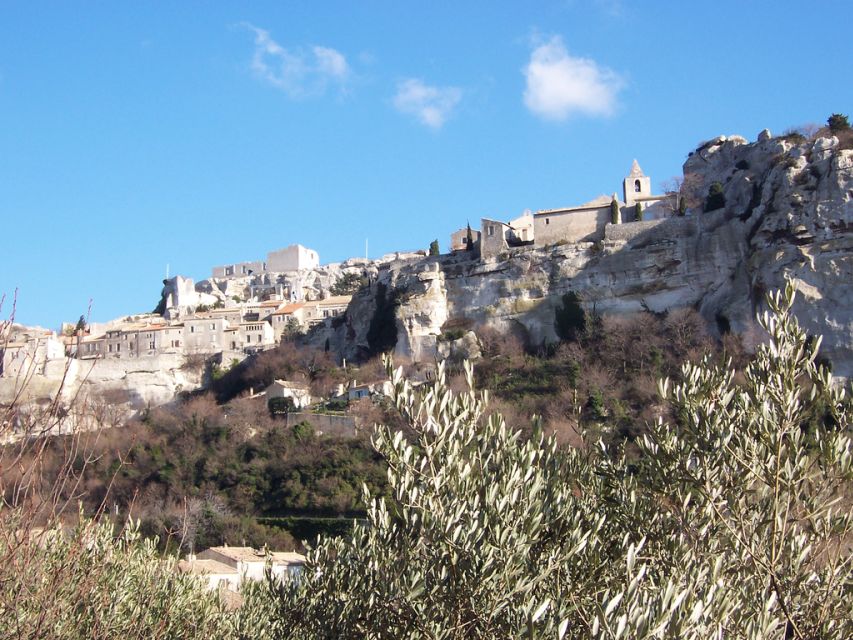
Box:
286 412 357 437
212 261 266 278
603 218 668 243
479 219 510 260
533 207 608 246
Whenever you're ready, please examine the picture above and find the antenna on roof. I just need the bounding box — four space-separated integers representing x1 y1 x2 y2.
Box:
165 263 170 279
365 238 368 261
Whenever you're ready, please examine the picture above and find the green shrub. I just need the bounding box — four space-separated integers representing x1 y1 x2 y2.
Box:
827 113 850 132
429 240 440 256
554 291 586 342
268 396 295 416
635 201 643 221
586 388 606 420
610 198 620 224
330 272 362 296
0 513 240 639
291 421 315 441
704 181 725 211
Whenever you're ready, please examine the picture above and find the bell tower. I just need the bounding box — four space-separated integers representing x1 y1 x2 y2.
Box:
623 159 651 205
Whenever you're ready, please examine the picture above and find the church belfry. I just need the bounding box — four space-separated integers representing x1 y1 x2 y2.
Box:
623 159 651 205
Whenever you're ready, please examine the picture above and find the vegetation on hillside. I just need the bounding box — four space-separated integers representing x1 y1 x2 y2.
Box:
258 283 852 639
1 284 850 638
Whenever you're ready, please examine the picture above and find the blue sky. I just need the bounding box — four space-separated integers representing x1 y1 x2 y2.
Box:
1 1 850 328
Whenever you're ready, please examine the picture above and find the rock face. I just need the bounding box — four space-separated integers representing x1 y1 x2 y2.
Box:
315 132 853 375
192 252 427 311
0 352 203 436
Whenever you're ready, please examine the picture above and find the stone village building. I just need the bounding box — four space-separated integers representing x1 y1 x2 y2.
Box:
474 161 672 260
179 546 305 593
212 244 320 279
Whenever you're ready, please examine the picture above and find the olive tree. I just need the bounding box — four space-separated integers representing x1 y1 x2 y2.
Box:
0 514 238 640
264 283 851 639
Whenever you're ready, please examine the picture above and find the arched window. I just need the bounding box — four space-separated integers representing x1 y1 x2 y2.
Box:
634 179 642 192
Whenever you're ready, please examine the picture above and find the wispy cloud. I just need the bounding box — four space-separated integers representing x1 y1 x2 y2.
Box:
392 79 462 129
242 23 349 98
523 36 623 122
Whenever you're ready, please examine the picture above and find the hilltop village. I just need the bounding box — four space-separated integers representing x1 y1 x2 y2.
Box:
1 160 670 388
4 122 852 422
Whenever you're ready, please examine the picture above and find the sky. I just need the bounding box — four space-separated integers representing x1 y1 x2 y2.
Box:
1 1 850 328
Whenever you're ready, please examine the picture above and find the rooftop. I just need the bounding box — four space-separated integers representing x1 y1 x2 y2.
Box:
628 159 646 178
536 194 612 216
177 558 239 576
202 546 305 565
272 302 306 315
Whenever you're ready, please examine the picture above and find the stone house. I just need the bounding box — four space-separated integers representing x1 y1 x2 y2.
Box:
508 211 534 244
449 226 481 253
478 212 536 260
207 306 243 325
533 195 612 246
196 546 305 585
299 295 352 328
270 302 307 341
0 332 65 378
177 557 240 592
479 218 514 260
77 334 106 360
266 379 313 408
238 321 275 353
532 161 669 247
183 316 230 354
346 379 393 401
103 323 182 359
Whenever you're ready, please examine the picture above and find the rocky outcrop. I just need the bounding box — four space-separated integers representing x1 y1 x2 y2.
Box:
192 252 428 311
315 131 853 375
0 353 203 433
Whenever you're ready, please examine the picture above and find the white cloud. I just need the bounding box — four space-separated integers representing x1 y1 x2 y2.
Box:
243 23 350 98
392 79 462 129
523 36 623 121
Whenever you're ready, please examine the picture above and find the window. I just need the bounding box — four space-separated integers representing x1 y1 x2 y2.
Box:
210 323 215 330
488 225 494 236
149 341 156 349
190 326 195 333
116 344 121 353
634 179 641 193
546 218 550 225
108 344 113 353
246 335 251 343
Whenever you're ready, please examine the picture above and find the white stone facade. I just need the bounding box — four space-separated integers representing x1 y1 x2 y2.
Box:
266 244 320 272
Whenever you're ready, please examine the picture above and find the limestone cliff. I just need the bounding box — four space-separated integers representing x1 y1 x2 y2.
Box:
315 131 853 375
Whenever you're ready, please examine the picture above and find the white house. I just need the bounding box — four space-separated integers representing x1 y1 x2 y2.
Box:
266 379 313 408
177 557 240 592
194 546 305 589
266 245 320 272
